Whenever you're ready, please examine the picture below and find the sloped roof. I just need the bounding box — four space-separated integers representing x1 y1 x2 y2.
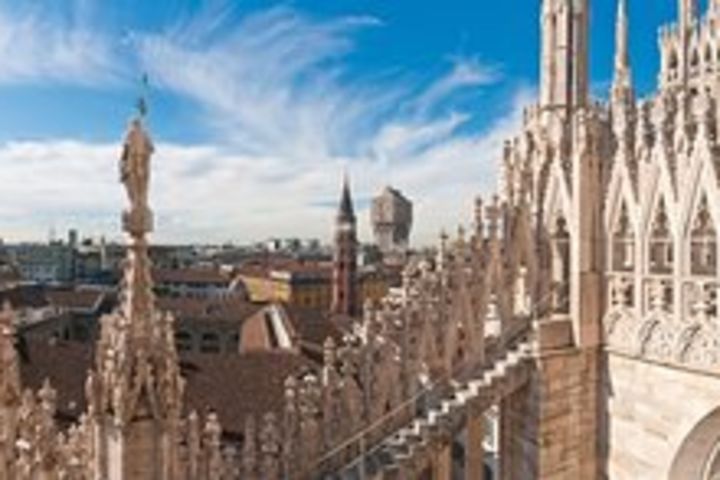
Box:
157 296 260 323
0 285 49 310
46 290 104 312
153 268 230 285
18 337 316 438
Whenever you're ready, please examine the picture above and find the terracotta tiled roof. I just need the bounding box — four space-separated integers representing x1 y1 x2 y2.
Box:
18 338 316 438
157 296 261 323
240 310 274 351
181 351 315 439
20 338 93 422
46 290 104 312
153 268 230 285
237 259 332 279
239 305 299 352
0 285 49 310
284 307 344 348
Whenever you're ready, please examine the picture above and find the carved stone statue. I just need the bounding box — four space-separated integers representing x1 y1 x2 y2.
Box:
120 118 155 236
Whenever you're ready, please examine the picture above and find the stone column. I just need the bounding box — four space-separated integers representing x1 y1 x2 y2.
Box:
433 439 452 480
499 395 516 479
465 410 485 480
499 382 536 480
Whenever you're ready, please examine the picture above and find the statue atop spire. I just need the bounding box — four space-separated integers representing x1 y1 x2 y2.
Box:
87 91 186 480
120 74 154 238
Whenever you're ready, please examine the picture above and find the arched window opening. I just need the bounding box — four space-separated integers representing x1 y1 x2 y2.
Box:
551 215 571 314
649 199 674 275
690 195 717 276
669 50 679 70
612 203 635 272
691 49 700 68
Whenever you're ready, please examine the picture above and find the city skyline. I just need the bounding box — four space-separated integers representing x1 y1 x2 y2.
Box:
0 0 680 245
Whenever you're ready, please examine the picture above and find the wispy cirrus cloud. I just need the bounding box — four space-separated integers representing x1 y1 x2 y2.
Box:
412 56 499 117
0 1 120 86
0 87 532 245
134 6 396 160
0 2 531 245
133 6 506 163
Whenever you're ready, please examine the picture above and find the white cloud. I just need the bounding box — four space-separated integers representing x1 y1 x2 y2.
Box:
0 87 531 246
413 56 499 117
0 3 119 86
0 3 532 246
134 6 392 161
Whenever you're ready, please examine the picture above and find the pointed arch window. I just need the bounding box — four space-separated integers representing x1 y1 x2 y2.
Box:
705 45 714 71
691 49 700 70
690 195 717 276
612 203 635 272
649 199 674 275
551 214 571 314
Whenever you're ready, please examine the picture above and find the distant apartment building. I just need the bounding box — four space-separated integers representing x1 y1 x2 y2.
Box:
263 237 326 256
371 186 413 263
158 296 341 356
152 267 243 299
236 258 398 311
158 296 255 354
0 285 58 327
22 288 112 342
9 241 75 283
7 230 107 284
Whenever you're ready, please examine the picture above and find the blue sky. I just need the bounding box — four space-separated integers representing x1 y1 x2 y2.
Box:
0 0 688 244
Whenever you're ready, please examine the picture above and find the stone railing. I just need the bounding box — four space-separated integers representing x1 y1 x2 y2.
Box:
319 322 535 479
364 339 534 478
605 274 720 372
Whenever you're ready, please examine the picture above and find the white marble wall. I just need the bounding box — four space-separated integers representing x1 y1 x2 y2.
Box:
605 352 720 479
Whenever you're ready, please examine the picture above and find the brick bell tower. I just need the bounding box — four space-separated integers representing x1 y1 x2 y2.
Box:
331 174 358 317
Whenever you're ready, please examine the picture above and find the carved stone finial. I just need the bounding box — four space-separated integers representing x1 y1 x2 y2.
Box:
203 411 224 479
486 195 502 237
0 302 20 407
323 336 337 371
242 415 258 477
475 196 484 237
457 224 466 243
259 412 281 478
